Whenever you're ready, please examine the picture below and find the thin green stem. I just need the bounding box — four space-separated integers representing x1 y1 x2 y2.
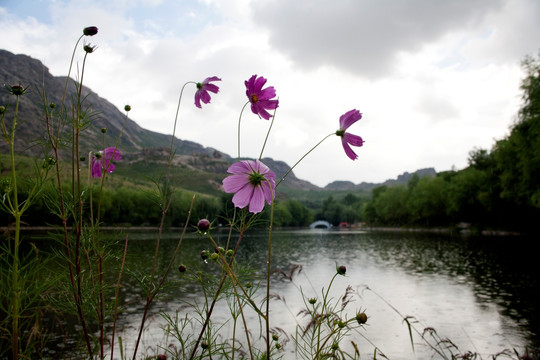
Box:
9 95 21 360
316 272 339 356
276 133 334 188
205 234 264 317
188 229 247 360
169 82 194 158
258 101 278 160
237 102 249 160
265 183 275 359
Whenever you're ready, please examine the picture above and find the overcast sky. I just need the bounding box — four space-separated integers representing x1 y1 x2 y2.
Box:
1 0 538 187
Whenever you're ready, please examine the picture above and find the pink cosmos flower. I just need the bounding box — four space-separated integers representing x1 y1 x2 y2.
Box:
245 75 279 120
222 160 276 214
336 109 364 160
195 76 221 108
91 147 121 178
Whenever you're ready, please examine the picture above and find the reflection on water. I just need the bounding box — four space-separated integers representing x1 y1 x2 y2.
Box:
41 229 540 358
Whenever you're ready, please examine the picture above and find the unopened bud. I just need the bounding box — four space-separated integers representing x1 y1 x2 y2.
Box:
200 250 209 261
197 219 210 232
356 312 368 325
83 26 98 36
83 44 96 53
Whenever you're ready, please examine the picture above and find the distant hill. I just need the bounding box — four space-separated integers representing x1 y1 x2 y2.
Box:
324 168 436 191
1 49 436 193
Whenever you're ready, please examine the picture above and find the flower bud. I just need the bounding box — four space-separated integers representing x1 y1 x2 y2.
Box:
83 26 99 36
356 312 368 325
42 156 56 168
200 250 209 260
272 334 279 341
226 249 234 257
308 298 317 305
124 104 131 112
210 253 219 261
80 156 86 162
101 128 107 133
178 264 186 273
214 246 224 254
49 102 57 109
8 84 26 96
0 106 5 115
336 265 347 275
201 341 209 349
83 44 96 53
197 219 210 232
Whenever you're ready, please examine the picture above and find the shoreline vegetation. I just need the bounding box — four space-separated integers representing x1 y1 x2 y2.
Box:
1 224 524 237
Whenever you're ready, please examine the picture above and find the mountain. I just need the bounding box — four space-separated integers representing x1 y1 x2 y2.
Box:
1 49 436 192
0 49 226 158
324 167 437 191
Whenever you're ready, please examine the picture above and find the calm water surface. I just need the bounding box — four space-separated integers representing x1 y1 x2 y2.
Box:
44 229 540 359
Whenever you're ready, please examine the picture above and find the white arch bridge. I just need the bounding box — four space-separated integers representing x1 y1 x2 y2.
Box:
309 220 332 229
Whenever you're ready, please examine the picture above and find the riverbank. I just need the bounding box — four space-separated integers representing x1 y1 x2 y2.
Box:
2 224 524 237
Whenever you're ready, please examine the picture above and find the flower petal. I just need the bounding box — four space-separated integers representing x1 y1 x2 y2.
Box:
204 83 219 94
258 86 276 101
232 184 254 209
194 92 202 108
252 104 273 120
344 132 364 147
199 90 212 105
222 174 250 193
341 138 359 160
339 109 362 131
262 181 275 204
91 158 102 178
248 185 265 213
104 147 121 161
103 161 116 173
203 76 221 84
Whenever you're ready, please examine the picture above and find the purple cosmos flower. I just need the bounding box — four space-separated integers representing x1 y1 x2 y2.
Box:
245 75 279 120
91 147 121 178
336 109 364 160
195 76 221 108
222 160 276 214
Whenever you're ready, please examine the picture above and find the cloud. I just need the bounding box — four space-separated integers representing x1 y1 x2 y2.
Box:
252 0 512 79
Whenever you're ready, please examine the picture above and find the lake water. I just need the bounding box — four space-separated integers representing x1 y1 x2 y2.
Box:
40 228 540 359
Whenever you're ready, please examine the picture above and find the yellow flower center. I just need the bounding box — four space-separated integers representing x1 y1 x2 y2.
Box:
251 94 259 103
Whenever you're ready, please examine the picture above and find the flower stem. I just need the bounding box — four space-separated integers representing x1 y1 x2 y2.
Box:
237 102 249 160
265 181 275 358
258 100 278 160
276 133 334 187
8 94 21 360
